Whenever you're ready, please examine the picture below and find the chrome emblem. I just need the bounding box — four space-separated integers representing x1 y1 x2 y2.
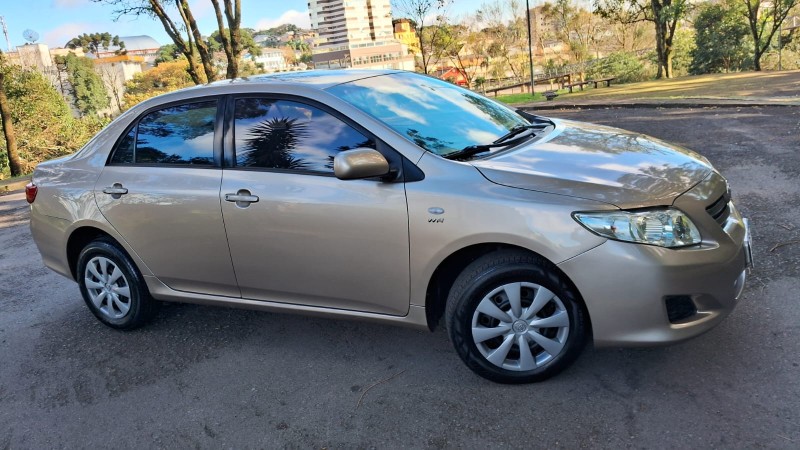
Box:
428 207 445 215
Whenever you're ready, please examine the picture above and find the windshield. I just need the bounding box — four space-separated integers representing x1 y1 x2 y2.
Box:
326 73 530 157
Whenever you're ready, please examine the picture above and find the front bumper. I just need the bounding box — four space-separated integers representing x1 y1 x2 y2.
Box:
558 201 749 347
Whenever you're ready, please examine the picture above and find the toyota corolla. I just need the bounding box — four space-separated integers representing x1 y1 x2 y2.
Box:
27 70 752 383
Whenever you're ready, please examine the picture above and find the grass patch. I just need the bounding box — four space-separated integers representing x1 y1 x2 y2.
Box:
495 92 546 104
493 71 800 105
556 71 800 102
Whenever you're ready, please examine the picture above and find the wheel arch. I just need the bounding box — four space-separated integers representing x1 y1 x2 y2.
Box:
66 226 135 281
424 243 592 337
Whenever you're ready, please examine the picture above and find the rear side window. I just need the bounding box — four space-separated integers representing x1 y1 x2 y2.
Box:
110 101 217 166
233 98 375 173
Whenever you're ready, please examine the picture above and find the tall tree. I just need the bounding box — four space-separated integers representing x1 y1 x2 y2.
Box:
0 51 21 177
595 0 688 78
741 0 799 70
477 0 529 80
97 0 247 79
394 0 453 74
208 28 261 58
66 32 126 57
690 1 752 74
57 53 110 116
95 0 211 83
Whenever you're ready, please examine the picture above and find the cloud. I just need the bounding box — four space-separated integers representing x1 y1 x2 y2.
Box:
43 22 93 47
52 0 90 7
254 10 311 31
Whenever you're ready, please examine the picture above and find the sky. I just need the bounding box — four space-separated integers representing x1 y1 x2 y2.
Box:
0 0 492 50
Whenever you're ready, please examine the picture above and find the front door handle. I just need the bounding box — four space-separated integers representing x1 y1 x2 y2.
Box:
102 183 128 197
225 189 259 207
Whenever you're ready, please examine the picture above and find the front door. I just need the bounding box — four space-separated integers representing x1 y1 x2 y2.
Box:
219 98 410 315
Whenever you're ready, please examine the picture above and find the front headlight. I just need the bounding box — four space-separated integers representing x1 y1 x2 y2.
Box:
573 208 701 248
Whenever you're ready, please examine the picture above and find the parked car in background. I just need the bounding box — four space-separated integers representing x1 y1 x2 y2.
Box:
27 70 752 383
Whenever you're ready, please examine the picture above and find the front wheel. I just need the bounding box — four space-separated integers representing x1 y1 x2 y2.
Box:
446 251 587 383
77 238 158 329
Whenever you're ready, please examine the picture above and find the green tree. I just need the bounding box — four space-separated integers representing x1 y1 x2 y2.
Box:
58 53 110 116
208 27 261 56
741 0 799 70
595 0 689 78
66 32 125 57
394 0 453 74
690 1 752 74
587 51 648 83
155 44 182 65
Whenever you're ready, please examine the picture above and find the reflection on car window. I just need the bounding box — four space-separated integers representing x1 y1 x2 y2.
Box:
132 102 216 165
111 128 135 164
234 98 375 173
326 73 529 156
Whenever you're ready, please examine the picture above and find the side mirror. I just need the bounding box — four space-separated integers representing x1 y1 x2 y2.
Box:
333 148 390 180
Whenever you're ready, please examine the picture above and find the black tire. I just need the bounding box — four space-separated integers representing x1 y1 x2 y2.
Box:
76 237 158 329
446 250 587 383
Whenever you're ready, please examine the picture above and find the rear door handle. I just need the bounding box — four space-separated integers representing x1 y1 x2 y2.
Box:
102 183 128 196
225 189 259 207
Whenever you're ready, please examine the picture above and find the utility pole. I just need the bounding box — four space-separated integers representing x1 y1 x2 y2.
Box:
525 0 534 96
0 17 11 52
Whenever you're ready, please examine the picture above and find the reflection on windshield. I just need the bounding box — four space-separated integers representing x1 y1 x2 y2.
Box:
326 73 528 156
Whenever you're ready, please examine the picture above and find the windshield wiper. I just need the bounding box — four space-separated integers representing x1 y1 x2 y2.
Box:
444 124 548 161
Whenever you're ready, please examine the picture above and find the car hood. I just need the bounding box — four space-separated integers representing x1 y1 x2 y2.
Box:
470 119 714 208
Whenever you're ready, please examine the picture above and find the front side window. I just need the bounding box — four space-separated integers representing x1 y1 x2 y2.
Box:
326 72 529 157
110 101 217 166
233 98 375 173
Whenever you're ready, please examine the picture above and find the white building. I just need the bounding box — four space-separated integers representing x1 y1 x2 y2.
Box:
248 48 288 71
308 0 414 70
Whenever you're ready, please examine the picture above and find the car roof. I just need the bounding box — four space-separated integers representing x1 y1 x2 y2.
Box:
208 69 404 90
130 69 403 112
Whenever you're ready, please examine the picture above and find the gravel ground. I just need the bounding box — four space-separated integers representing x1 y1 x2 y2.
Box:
1 106 798 448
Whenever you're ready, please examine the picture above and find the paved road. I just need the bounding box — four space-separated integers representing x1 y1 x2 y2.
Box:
1 106 798 448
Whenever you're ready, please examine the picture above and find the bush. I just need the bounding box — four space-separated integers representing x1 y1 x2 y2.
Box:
587 52 649 84
1 65 108 176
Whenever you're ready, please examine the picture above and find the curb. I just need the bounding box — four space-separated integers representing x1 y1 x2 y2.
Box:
517 101 800 110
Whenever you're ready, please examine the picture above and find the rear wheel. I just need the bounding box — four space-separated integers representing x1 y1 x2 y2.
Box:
446 250 587 383
77 238 158 329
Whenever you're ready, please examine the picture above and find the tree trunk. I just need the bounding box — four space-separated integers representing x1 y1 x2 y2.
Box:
210 0 236 78
146 0 203 84
0 68 22 177
224 0 242 78
177 0 216 82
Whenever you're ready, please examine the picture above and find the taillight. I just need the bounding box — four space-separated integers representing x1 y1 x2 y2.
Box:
25 182 38 204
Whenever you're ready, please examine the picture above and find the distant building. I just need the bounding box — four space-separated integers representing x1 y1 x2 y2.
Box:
433 67 468 86
248 48 289 71
393 19 420 55
94 55 145 114
308 0 414 70
10 43 53 70
96 35 161 66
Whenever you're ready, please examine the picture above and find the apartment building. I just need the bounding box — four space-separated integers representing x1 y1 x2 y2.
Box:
308 0 414 70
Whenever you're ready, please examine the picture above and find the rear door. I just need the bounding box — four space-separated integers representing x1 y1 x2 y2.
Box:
94 99 240 297
219 97 410 315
